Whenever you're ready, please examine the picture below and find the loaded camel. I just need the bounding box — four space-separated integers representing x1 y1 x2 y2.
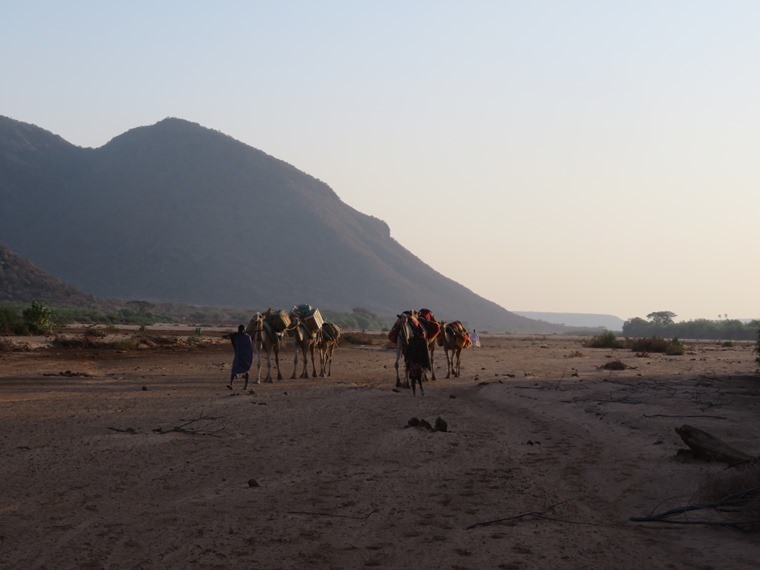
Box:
417 308 442 381
286 316 319 379
437 320 472 378
245 312 284 384
390 311 430 395
317 322 341 377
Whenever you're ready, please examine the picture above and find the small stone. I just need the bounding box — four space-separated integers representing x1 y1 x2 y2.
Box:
248 479 259 488
418 419 433 430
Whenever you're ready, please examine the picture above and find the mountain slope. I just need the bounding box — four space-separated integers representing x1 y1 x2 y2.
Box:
0 242 96 306
0 116 555 332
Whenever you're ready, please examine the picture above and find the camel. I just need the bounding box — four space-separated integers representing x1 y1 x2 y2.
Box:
391 311 415 387
317 322 341 377
417 308 442 381
437 320 473 378
245 312 283 384
286 317 319 379
390 311 430 390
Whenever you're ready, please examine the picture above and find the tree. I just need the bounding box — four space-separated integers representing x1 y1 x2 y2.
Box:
646 311 676 325
22 300 54 334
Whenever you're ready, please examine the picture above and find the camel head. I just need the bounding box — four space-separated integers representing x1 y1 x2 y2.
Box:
246 312 264 334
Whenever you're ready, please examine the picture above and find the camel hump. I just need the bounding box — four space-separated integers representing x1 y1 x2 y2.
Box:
418 308 436 322
264 309 290 332
446 321 471 341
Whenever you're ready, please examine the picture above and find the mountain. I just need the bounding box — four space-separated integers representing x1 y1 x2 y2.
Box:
0 242 97 306
0 115 556 332
513 312 625 331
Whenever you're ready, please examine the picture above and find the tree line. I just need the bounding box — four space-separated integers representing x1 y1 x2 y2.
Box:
622 311 759 341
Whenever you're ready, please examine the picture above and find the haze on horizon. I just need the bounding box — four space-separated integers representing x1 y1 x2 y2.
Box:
2 1 758 323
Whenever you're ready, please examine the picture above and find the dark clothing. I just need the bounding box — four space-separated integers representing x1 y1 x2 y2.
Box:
405 336 431 371
230 331 253 376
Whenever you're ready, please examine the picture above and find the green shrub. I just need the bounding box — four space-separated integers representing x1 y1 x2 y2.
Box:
22 300 54 334
665 337 685 356
629 336 684 355
584 330 624 349
0 306 24 335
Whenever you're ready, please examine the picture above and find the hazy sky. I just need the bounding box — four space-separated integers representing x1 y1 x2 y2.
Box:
3 1 758 321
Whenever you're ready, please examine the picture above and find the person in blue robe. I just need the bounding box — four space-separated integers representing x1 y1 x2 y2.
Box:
228 324 253 389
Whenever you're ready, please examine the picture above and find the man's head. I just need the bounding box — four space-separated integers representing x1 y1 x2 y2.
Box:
238 324 245 333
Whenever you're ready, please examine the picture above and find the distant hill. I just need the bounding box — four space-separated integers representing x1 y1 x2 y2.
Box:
514 311 625 331
0 115 558 332
0 242 97 306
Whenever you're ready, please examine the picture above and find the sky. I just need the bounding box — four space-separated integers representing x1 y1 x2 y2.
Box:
2 1 758 322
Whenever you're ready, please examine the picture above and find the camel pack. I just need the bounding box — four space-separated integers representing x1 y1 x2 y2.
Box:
321 322 340 341
445 321 471 343
290 304 324 333
417 308 440 339
388 310 427 344
264 308 290 333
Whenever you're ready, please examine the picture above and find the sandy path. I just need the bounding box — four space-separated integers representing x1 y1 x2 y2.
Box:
1 335 759 568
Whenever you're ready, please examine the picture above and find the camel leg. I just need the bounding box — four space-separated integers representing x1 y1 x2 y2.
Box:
264 351 273 383
455 348 462 377
429 343 437 381
274 346 282 381
254 347 262 384
394 346 403 387
310 343 318 378
291 343 299 379
324 346 331 377
318 345 326 377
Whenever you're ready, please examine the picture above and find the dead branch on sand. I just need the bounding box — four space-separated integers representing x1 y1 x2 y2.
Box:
107 426 137 434
464 499 615 530
643 414 728 420
630 487 760 530
634 433 760 530
675 424 754 464
152 410 224 437
286 509 377 520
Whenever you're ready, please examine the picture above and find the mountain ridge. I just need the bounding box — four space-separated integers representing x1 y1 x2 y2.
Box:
0 115 558 332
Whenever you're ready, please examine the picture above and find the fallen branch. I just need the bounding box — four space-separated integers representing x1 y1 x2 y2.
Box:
466 499 575 530
643 414 728 420
675 424 754 464
107 426 137 434
287 509 376 520
152 410 224 437
631 487 760 530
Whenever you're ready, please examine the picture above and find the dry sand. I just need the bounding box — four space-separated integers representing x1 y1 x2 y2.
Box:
1 332 759 569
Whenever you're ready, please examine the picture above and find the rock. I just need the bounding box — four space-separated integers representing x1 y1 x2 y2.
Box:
248 479 259 488
408 417 420 427
434 417 448 432
418 419 433 430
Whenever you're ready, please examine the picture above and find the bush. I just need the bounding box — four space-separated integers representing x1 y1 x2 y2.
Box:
665 337 685 356
602 359 628 370
629 336 684 355
342 332 382 346
22 300 54 334
584 330 624 349
0 306 25 335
